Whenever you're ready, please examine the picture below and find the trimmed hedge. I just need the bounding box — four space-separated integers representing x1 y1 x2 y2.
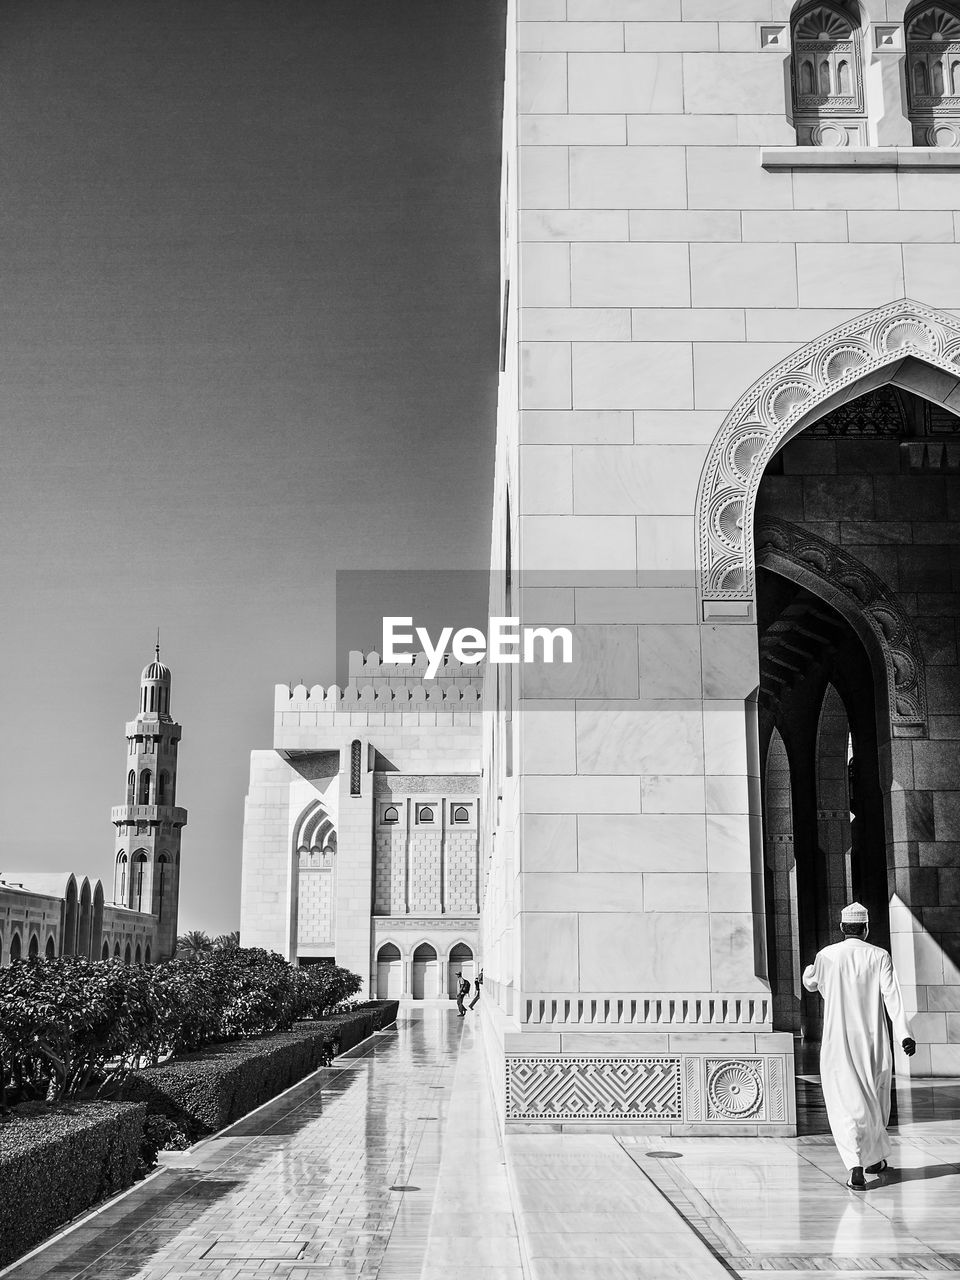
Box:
0 1100 146 1268
308 1000 399 1055
121 1001 398 1141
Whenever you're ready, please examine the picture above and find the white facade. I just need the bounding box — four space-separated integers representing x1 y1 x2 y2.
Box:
478 0 960 1134
240 652 482 997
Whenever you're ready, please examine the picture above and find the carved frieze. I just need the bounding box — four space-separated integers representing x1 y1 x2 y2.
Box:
374 774 480 796
505 1054 789 1127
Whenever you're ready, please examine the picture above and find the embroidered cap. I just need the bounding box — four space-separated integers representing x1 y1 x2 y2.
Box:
840 901 869 925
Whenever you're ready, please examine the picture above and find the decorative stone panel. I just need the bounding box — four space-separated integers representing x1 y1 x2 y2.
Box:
374 831 405 915
445 830 479 914
297 868 333 947
505 1054 792 1129
697 300 960 616
506 1056 682 1122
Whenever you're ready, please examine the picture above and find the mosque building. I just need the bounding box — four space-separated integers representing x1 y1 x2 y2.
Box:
0 649 186 966
239 650 482 998
244 0 960 1137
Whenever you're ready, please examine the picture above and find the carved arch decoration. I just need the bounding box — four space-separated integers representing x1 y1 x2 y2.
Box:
755 516 927 733
697 299 960 614
293 798 337 867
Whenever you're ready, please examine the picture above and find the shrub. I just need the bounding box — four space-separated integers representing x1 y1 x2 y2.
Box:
120 1024 335 1139
0 958 162 1102
120 1002 398 1142
291 962 363 1020
314 1001 399 1054
0 1101 146 1268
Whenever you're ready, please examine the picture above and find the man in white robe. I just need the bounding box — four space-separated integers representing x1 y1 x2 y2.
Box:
802 902 916 1190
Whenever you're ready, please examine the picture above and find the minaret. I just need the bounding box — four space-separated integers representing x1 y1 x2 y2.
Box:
111 645 187 961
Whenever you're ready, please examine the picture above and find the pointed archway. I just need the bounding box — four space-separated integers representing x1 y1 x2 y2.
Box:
698 298 960 618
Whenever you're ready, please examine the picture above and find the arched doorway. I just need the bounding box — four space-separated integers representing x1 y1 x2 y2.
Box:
376 942 402 1000
753 378 960 1072
46 936 56 960
411 942 438 1000
447 942 474 997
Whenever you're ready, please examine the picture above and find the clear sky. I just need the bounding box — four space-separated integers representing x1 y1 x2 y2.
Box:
0 0 506 936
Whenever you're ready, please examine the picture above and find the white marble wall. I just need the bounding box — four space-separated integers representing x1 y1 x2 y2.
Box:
481 0 960 1128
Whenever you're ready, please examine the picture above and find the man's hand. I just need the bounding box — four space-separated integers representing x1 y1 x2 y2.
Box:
902 1037 916 1057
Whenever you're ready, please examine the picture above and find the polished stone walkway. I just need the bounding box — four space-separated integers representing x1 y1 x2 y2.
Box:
6 1012 960 1280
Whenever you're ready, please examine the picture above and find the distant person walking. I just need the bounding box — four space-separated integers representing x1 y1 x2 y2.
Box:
469 967 483 1010
802 902 916 1190
455 970 470 1016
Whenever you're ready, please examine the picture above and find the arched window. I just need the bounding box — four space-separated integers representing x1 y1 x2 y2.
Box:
138 769 151 805
127 770 135 804
378 941 401 961
145 943 152 964
117 852 128 903
157 854 168 921
135 943 142 964
123 942 132 965
133 852 149 911
417 805 434 823
28 933 39 959
10 933 21 963
382 805 399 824
906 5 960 146
102 940 110 960
791 2 865 146
158 771 168 803
452 804 470 823
113 941 121 958
46 936 56 959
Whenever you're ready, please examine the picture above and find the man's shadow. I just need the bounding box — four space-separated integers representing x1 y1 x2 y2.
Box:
878 1163 960 1184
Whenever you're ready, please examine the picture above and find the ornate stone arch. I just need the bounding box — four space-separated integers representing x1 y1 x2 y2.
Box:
697 299 960 616
756 517 927 734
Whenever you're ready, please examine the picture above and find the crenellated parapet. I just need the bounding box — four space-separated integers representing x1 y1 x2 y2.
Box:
275 681 483 711
346 649 485 688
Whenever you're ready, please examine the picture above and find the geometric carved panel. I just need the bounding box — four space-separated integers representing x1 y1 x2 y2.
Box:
505 1057 682 1121
698 299 960 610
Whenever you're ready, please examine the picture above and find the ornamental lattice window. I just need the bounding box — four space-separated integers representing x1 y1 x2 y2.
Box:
791 3 865 146
350 739 362 796
906 6 960 146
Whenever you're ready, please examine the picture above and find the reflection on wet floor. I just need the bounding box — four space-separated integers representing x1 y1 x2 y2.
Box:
1 1011 476 1280
621 1041 960 1280
7 1018 960 1280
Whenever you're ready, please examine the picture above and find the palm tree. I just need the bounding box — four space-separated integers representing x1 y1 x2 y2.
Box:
176 929 212 959
213 930 241 951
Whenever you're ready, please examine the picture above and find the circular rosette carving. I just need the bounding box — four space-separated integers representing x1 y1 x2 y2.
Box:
892 649 918 692
868 604 901 643
877 318 938 356
718 561 749 594
814 343 873 385
764 379 816 424
711 495 745 552
726 429 770 484
795 544 832 576
809 121 849 149
836 571 873 604
925 122 960 150
708 1061 763 1119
